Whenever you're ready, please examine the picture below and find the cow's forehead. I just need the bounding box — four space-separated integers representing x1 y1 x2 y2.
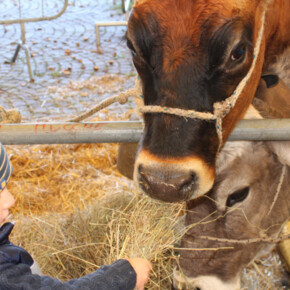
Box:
216 141 253 174
134 0 255 8
133 0 234 39
129 0 255 69
133 0 255 28
215 141 272 188
216 106 262 173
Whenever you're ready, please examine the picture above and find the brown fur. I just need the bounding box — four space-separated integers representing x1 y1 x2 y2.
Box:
128 0 290 201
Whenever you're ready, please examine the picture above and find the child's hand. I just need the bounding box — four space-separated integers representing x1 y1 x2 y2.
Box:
127 258 152 290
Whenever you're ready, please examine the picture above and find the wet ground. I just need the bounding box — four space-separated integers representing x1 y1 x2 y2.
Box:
0 0 135 121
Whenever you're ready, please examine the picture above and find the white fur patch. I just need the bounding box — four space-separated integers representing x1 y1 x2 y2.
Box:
216 141 251 175
30 261 43 276
243 105 263 119
268 141 290 166
173 269 240 290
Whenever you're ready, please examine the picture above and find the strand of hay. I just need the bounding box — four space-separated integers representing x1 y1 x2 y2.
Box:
7 143 121 215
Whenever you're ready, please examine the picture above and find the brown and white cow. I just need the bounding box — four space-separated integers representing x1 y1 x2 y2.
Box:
172 57 290 289
125 0 290 202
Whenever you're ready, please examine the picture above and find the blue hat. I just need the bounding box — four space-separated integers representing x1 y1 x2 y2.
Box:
0 143 13 191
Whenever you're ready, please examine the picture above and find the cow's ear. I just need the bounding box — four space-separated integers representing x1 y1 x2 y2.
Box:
243 105 263 119
267 141 290 166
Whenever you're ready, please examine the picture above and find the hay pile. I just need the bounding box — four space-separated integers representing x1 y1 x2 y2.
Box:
8 143 120 215
7 143 184 289
12 193 184 288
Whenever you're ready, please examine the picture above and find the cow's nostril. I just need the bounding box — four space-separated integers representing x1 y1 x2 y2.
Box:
180 173 196 193
138 166 197 202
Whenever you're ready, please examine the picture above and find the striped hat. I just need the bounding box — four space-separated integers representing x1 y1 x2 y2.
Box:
0 143 13 191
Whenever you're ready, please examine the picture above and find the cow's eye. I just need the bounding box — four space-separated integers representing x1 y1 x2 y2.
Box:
126 39 137 57
230 45 246 62
226 187 249 207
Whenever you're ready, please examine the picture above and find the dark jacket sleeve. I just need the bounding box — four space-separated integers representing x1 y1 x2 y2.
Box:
0 259 137 290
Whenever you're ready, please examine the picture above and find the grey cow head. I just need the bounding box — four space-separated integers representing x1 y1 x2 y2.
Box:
173 50 290 290
173 138 290 290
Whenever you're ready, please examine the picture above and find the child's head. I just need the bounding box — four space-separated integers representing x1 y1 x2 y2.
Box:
0 143 14 225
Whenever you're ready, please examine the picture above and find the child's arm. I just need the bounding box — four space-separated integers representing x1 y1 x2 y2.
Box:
0 258 151 290
0 224 152 289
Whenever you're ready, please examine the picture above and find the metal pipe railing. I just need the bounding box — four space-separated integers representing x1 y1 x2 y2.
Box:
0 0 69 81
0 0 69 25
95 21 127 51
0 119 289 145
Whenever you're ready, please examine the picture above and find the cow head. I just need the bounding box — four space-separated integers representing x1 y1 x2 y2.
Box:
125 0 276 202
173 139 290 290
172 75 290 289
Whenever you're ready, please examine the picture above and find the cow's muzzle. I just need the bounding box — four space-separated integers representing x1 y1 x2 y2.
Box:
134 149 215 202
138 164 197 202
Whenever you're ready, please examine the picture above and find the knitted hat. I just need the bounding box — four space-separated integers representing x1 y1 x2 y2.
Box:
0 143 13 191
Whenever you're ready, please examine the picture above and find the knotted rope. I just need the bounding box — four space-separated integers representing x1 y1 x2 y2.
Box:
138 6 267 147
68 79 143 122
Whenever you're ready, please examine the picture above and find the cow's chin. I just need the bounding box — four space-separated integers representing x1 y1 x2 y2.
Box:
173 269 240 290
